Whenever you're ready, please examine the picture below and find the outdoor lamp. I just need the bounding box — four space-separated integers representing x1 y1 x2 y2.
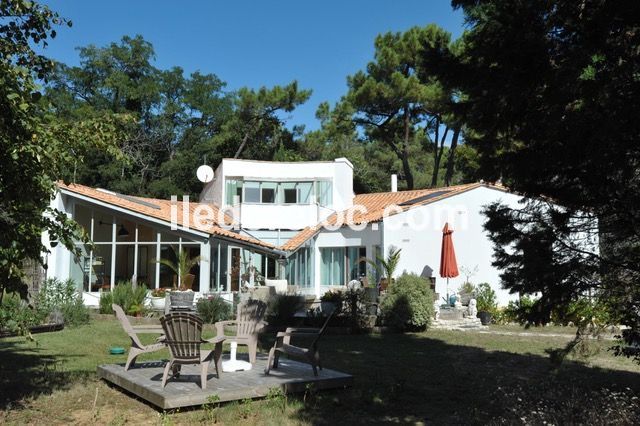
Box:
117 224 129 238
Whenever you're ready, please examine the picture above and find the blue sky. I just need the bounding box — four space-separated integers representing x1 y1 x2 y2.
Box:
42 1 465 130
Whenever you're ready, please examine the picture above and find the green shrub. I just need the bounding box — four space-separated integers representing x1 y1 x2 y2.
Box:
0 292 45 334
341 288 368 329
112 281 148 315
551 297 613 327
494 295 537 324
475 283 498 313
320 289 344 315
196 295 232 324
36 278 89 326
101 282 148 315
59 296 90 326
99 291 113 314
267 294 304 326
380 273 434 331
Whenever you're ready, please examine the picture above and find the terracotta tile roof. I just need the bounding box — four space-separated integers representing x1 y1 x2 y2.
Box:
280 183 501 251
57 182 276 250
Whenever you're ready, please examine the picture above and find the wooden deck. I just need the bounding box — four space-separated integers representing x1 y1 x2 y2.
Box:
97 354 353 409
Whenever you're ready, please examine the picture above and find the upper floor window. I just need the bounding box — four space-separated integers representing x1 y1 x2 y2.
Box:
316 180 332 207
244 181 260 203
224 179 327 206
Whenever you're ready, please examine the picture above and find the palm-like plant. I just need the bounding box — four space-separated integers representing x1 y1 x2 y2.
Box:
367 246 402 283
156 248 201 290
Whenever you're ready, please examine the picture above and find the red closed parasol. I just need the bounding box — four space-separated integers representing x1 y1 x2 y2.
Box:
439 222 459 300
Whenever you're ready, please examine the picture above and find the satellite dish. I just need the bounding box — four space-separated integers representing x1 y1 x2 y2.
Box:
196 165 214 183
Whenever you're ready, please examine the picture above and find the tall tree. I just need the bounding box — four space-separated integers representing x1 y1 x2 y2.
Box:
0 1 122 300
452 0 640 360
218 82 311 159
46 36 233 196
347 25 460 190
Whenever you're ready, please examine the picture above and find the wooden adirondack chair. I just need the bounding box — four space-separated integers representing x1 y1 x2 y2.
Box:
212 300 267 364
112 304 165 370
265 310 334 377
160 312 221 389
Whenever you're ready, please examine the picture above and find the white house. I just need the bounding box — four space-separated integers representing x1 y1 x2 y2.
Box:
199 158 354 245
44 158 524 306
280 182 523 306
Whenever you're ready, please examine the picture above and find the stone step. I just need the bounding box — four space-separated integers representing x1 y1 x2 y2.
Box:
431 317 487 331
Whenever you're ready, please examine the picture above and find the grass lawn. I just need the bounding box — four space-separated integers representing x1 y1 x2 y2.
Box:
1 317 639 425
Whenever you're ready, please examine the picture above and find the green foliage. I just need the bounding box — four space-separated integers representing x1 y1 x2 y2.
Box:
155 247 200 289
36 278 89 326
0 292 45 334
551 298 615 332
265 387 287 413
99 291 113 315
341 288 369 330
267 294 304 326
457 281 476 296
451 0 640 360
319 289 343 307
346 25 465 189
367 245 402 281
102 282 148 315
494 296 537 325
475 283 497 314
380 273 434 331
216 82 312 160
0 1 122 301
196 295 232 324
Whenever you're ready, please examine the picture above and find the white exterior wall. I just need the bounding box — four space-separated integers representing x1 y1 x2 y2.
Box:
43 192 71 284
382 186 524 306
310 224 382 298
199 158 354 230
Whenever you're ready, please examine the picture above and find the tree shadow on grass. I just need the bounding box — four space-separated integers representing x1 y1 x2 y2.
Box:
276 332 640 425
0 340 91 410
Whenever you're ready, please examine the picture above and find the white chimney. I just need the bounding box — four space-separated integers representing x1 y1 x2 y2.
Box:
391 174 398 192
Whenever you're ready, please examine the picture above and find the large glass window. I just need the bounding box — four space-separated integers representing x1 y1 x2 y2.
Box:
281 182 297 204
348 247 367 280
298 182 313 204
225 179 243 205
244 181 260 203
316 181 332 207
320 247 345 286
261 182 277 204
372 245 382 284
286 248 312 287
225 179 321 205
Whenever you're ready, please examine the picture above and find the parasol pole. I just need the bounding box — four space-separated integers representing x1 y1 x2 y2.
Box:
446 277 449 304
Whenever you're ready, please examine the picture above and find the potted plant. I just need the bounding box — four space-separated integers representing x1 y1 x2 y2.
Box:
147 288 168 310
475 283 498 325
367 246 402 292
320 289 343 314
155 248 201 309
457 281 476 306
128 303 144 317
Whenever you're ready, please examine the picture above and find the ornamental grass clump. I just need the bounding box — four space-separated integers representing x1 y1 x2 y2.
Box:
196 295 232 324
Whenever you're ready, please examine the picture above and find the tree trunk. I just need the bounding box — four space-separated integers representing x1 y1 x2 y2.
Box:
234 117 263 159
444 126 461 186
234 130 251 159
432 125 449 187
402 105 414 190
